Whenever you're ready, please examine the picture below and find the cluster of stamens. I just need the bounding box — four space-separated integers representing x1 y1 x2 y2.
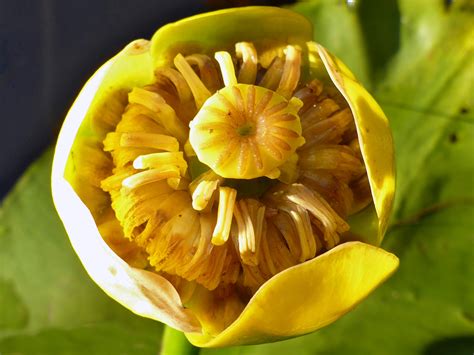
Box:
94 41 371 332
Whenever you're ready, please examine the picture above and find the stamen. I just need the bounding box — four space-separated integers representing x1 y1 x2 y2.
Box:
302 108 353 147
119 105 168 134
277 45 302 99
287 205 316 261
133 151 188 191
189 169 222 193
214 51 238 87
133 152 187 175
212 187 237 246
155 67 194 103
174 53 211 108
299 145 365 182
259 56 284 90
300 98 341 129
186 54 221 92
270 211 301 261
128 88 188 144
285 184 349 249
115 181 178 239
192 180 220 211
294 79 324 114
180 214 214 280
119 132 179 151
235 42 257 84
122 167 180 189
233 199 265 266
264 222 298 272
299 170 354 218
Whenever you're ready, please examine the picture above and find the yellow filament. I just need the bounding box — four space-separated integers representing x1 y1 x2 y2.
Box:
235 42 257 84
300 97 341 129
302 109 353 147
185 54 221 92
155 67 194 103
286 184 349 249
299 145 365 182
211 187 237 246
133 152 187 175
259 56 284 90
270 212 300 261
122 167 180 189
288 205 316 261
174 53 211 108
277 45 302 99
128 88 188 144
192 180 220 211
119 132 179 151
233 199 265 266
214 51 237 87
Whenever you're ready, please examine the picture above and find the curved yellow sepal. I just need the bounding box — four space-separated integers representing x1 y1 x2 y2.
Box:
186 241 398 347
150 6 313 68
316 44 395 242
51 40 201 333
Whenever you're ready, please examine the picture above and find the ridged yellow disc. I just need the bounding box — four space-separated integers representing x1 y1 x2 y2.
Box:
189 84 305 179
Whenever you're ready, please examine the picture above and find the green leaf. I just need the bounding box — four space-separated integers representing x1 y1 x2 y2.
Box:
0 149 163 354
291 0 372 87
373 0 474 221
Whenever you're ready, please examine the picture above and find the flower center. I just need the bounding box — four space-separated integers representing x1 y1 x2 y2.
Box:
189 83 305 180
237 123 254 137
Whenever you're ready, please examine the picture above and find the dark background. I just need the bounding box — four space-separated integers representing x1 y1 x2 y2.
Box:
0 0 293 198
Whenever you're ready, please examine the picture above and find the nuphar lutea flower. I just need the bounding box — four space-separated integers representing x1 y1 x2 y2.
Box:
52 7 398 347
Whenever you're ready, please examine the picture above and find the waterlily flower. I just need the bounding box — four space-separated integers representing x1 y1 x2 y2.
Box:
52 6 398 347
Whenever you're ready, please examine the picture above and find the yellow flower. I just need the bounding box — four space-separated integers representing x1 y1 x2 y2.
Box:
52 6 398 347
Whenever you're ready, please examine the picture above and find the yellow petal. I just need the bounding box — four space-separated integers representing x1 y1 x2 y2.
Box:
186 241 398 347
315 44 395 243
52 39 201 333
150 6 312 68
